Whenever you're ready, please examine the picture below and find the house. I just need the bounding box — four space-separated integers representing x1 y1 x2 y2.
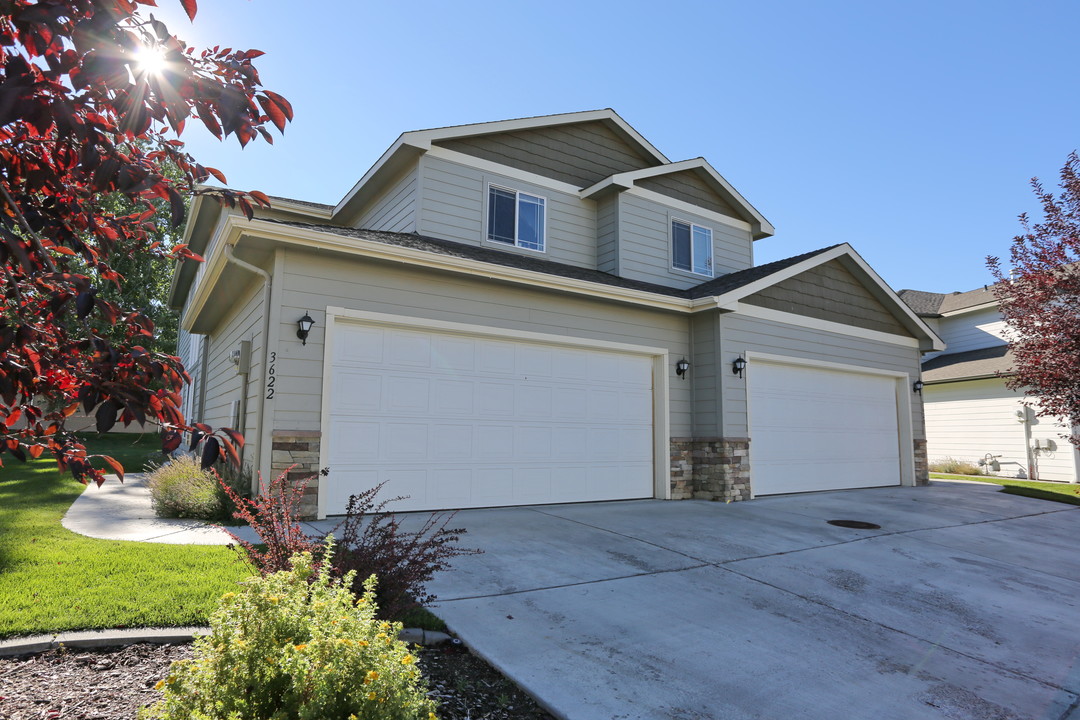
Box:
169 109 943 518
899 285 1080 483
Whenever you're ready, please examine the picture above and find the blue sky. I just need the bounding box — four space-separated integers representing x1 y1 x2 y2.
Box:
154 0 1079 293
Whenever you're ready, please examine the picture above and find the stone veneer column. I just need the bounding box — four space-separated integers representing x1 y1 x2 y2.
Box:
270 430 322 519
914 439 929 486
669 438 752 502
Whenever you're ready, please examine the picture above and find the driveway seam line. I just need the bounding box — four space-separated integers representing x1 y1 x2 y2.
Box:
715 563 1079 696
436 563 711 602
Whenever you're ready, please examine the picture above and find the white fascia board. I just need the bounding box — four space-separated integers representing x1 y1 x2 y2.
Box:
625 186 754 233
712 244 946 351
733 303 921 348
939 301 1000 317
267 198 333 219
425 145 583 195
400 109 670 165
182 217 695 324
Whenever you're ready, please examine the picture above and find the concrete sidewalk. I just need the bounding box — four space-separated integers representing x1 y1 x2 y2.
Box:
61 474 339 545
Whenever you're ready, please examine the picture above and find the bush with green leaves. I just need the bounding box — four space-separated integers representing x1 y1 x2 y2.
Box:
146 455 226 520
142 543 438 720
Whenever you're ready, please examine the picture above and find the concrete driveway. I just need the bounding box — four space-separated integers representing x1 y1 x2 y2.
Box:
424 481 1080 720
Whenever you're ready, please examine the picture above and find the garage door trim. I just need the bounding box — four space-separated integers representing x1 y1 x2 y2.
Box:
743 350 916 497
318 306 672 518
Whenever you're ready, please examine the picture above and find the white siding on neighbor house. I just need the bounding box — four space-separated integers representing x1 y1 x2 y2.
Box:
356 166 417 233
176 329 203 423
719 313 924 439
924 378 1079 483
274 248 691 437
924 307 1009 360
617 193 753 291
199 278 265 469
417 155 597 269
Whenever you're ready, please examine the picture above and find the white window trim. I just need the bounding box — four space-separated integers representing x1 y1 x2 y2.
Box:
671 217 714 277
486 183 547 253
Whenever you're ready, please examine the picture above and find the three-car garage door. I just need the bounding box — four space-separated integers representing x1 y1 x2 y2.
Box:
749 360 902 495
324 320 656 513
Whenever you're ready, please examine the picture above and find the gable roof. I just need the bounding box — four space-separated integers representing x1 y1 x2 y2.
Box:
922 344 1014 383
898 285 999 317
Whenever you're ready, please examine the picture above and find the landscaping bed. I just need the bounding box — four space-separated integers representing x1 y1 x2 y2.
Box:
0 641 555 719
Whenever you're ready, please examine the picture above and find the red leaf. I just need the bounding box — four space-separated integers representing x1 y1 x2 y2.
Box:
161 430 182 454
220 426 245 449
5 408 21 428
180 0 197 21
220 435 240 466
99 455 125 482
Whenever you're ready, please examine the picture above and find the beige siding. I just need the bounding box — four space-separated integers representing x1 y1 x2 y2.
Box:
924 379 1078 483
743 260 912 336
720 313 924 439
618 193 753 290
356 166 417 233
418 155 596 269
200 278 265 470
276 249 692 436
637 170 741 220
434 120 656 187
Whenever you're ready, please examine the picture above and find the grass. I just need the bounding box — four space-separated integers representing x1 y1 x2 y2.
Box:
931 472 1080 506
0 433 251 639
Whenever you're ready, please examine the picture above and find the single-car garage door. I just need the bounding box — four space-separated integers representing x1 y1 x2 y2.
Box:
324 321 655 513
749 360 901 495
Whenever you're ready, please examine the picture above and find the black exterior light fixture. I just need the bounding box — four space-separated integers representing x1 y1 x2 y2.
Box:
296 312 315 346
913 380 924 395
675 358 690 378
732 356 747 378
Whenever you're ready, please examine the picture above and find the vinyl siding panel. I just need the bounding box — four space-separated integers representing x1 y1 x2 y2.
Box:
637 170 741 220
596 195 619 274
276 248 691 437
200 279 265 471
418 155 596 269
433 120 657 187
691 312 720 436
617 193 753 290
743 260 912 336
924 378 1078 483
936 308 1008 354
720 313 923 439
356 166 417 233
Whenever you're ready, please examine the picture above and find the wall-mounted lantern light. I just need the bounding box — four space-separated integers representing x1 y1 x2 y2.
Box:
732 356 747 378
676 358 690 378
296 312 315 346
913 380 924 395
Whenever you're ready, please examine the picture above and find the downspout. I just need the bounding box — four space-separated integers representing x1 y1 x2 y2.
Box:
223 242 272 495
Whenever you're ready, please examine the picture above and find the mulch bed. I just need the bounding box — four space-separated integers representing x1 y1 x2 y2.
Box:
0 641 554 720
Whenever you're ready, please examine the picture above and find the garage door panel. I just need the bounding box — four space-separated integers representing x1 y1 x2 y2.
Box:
434 381 474 415
328 421 381 463
750 360 900 495
330 372 382 413
515 385 552 417
431 336 474 371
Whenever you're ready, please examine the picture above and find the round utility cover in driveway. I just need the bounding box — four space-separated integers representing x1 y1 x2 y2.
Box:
749 360 901 494
324 321 655 513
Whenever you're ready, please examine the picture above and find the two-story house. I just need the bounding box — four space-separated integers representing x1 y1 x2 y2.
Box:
899 286 1080 483
169 110 942 518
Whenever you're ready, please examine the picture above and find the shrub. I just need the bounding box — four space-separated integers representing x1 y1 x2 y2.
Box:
333 484 481 621
146 456 227 521
142 544 438 720
222 466 322 576
928 457 983 476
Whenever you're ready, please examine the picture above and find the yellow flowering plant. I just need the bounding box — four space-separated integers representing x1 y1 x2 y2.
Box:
141 540 438 720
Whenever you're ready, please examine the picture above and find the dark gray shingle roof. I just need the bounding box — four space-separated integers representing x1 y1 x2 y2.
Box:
922 344 1014 383
899 285 999 316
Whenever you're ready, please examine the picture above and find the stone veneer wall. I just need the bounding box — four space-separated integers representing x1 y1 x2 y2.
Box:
270 430 322 519
670 438 751 502
914 438 928 486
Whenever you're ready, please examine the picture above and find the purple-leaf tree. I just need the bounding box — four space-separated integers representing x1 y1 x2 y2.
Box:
0 0 292 484
988 151 1080 448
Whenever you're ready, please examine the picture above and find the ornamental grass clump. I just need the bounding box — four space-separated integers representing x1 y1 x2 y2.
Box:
146 455 227 520
142 542 438 720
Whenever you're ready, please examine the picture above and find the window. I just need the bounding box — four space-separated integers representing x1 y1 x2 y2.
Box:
671 219 712 276
488 185 546 251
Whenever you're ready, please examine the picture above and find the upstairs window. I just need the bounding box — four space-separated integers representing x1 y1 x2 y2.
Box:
672 219 713 276
488 185 546 252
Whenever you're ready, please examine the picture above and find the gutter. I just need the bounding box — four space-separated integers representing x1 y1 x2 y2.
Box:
223 243 272 495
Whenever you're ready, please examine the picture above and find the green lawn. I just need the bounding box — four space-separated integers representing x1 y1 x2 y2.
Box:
0 434 251 639
931 472 1080 506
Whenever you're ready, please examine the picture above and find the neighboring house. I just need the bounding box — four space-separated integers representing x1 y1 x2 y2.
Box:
170 109 943 518
899 286 1080 483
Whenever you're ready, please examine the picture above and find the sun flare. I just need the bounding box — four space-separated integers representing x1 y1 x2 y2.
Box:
133 44 168 77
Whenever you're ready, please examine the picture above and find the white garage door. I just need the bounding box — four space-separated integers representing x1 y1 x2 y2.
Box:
324 321 655 513
749 360 901 495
